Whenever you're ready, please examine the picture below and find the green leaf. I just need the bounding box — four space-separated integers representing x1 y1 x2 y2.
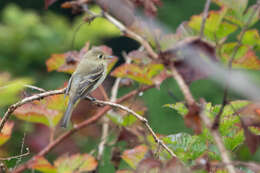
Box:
163 133 207 163
164 102 188 116
111 63 163 85
188 8 232 41
224 4 260 27
213 0 248 15
221 43 260 69
107 113 137 127
0 75 33 107
241 29 260 50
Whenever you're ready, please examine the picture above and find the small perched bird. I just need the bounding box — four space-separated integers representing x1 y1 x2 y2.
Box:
60 47 112 128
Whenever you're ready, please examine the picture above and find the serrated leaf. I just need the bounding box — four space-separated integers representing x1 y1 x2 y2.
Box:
241 29 260 49
54 153 98 172
111 63 162 85
30 156 57 173
13 94 65 127
224 4 259 27
0 119 14 146
122 145 148 169
213 0 248 15
163 133 207 162
188 8 233 41
163 102 188 116
221 43 260 69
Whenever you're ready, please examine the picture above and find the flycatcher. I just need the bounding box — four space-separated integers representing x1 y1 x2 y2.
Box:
60 47 111 128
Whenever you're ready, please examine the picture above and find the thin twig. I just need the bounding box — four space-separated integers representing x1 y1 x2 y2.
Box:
212 2 260 129
199 99 236 173
0 88 66 133
98 54 131 160
24 85 46 92
13 85 155 173
170 65 195 106
93 99 176 157
0 148 30 161
81 5 158 59
97 78 121 160
200 0 211 38
13 133 27 170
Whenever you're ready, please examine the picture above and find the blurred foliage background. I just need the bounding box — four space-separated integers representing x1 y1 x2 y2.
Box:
0 0 260 171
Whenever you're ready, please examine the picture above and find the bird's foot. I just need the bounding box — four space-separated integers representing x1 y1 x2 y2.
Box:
85 96 97 102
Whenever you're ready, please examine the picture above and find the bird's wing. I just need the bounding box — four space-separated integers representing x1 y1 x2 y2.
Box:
78 65 104 97
65 77 73 98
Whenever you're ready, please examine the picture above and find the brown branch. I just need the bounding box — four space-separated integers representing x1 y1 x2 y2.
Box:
80 4 158 59
13 85 155 173
0 88 66 133
199 99 236 173
212 2 260 129
170 65 196 106
200 0 211 38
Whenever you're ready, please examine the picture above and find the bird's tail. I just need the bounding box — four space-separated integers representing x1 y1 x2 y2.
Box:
60 100 74 128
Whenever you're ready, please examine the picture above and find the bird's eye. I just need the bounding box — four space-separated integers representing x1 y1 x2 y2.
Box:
98 54 103 59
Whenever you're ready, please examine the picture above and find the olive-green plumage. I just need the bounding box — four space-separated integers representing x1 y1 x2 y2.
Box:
60 47 111 128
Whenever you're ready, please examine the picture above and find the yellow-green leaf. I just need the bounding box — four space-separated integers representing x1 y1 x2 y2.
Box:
54 153 98 173
30 156 57 173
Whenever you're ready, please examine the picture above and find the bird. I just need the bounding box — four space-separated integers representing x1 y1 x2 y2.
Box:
60 47 112 128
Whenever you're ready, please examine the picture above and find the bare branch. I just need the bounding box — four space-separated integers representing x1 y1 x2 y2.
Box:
199 99 236 173
0 88 66 133
200 0 211 38
170 65 196 106
24 85 46 92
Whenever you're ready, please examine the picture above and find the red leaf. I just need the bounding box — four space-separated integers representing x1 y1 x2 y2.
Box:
241 121 260 154
184 103 202 134
238 103 260 154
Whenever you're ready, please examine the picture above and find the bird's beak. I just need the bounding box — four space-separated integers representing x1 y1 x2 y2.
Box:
105 55 114 59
